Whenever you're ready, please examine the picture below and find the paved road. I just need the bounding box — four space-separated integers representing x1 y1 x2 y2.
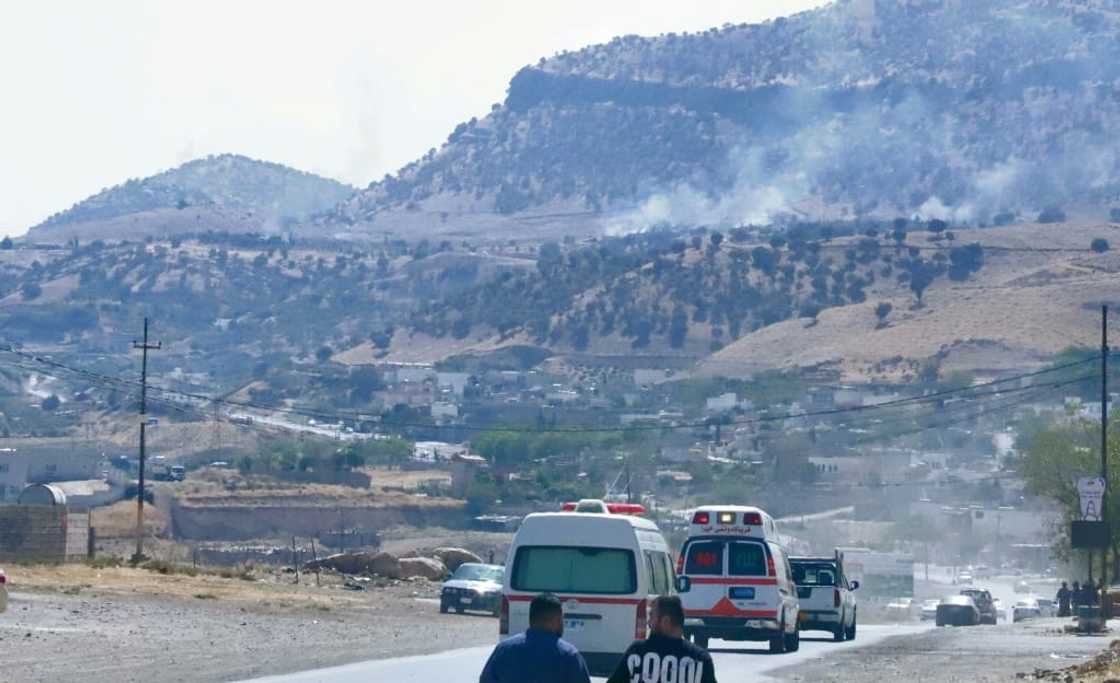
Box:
776 506 856 523
240 624 930 683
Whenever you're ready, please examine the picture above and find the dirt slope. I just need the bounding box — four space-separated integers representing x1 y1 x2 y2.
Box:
698 220 1120 381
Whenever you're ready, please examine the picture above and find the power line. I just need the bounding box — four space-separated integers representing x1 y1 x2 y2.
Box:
0 345 1100 435
818 376 1084 439
847 375 1088 447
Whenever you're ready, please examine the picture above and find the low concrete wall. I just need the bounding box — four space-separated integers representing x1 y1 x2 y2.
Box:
0 506 90 563
169 500 467 541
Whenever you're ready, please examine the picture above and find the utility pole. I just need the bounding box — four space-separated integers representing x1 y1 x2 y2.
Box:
1103 305 1110 586
626 457 632 504
132 318 161 563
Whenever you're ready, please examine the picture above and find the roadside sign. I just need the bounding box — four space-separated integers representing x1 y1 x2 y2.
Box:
1077 477 1106 521
1072 520 1110 549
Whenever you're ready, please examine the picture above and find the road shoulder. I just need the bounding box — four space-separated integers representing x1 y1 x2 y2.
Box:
771 620 1113 683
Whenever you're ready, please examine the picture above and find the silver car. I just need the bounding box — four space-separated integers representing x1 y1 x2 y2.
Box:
439 563 503 616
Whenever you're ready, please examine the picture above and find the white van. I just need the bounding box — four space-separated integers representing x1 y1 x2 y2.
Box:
501 502 676 676
676 505 800 653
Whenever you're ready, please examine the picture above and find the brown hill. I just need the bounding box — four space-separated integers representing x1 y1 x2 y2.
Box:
698 220 1120 381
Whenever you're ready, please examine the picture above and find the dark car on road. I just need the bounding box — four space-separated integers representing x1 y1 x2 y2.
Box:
936 595 980 627
439 563 503 616
959 588 998 625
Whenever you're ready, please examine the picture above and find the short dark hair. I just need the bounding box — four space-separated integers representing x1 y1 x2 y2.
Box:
530 593 563 627
653 595 685 628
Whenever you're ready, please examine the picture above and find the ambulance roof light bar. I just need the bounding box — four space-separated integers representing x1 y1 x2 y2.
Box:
562 499 647 515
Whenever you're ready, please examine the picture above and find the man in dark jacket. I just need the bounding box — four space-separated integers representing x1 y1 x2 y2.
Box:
1057 581 1072 617
606 596 717 683
479 593 591 683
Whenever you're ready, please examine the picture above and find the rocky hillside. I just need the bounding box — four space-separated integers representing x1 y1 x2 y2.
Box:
334 0 1120 238
2 217 1118 389
31 154 353 240
405 224 985 359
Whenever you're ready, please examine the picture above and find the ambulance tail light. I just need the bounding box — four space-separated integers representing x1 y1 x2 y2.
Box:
692 511 710 525
676 552 685 575
500 595 510 635
834 589 841 608
743 512 763 526
636 600 648 640
767 554 777 577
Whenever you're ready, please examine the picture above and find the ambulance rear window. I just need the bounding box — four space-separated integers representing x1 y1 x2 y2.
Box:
511 546 636 595
728 542 768 576
684 541 724 575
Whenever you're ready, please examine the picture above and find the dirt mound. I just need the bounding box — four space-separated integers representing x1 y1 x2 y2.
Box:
432 548 483 572
305 551 401 578
399 557 447 581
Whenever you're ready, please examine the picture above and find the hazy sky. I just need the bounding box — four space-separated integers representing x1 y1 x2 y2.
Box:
0 0 826 236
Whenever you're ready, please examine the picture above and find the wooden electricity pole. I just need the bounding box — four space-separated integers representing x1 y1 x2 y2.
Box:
1102 305 1110 586
132 318 161 563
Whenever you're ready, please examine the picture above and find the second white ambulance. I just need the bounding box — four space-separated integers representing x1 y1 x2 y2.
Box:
677 505 801 653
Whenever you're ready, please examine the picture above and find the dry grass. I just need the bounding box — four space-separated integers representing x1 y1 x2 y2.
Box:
365 468 450 489
5 562 386 613
91 499 168 538
698 220 1120 381
172 468 461 509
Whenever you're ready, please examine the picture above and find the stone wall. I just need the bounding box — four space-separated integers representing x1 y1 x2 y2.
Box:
0 506 90 563
168 500 467 541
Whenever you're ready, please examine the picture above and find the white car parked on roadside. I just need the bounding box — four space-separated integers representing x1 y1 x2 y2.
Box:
1012 598 1041 622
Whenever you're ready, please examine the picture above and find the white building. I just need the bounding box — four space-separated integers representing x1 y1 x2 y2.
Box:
0 445 102 503
705 392 739 413
431 402 459 421
413 441 467 463
395 365 437 384
436 372 470 396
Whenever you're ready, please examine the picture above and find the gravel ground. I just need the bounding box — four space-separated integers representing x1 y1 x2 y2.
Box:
773 619 1114 683
0 585 496 682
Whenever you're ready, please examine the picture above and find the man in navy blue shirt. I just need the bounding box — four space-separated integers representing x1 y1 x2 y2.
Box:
480 593 591 683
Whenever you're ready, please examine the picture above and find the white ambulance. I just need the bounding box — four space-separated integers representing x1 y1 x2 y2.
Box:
501 500 676 676
676 505 801 653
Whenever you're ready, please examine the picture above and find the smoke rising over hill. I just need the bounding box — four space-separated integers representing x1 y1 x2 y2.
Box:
335 0 1120 236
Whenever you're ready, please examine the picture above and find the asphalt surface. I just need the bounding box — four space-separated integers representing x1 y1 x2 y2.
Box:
239 624 930 683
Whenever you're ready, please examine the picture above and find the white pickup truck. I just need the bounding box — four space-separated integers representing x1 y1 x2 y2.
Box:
790 552 859 642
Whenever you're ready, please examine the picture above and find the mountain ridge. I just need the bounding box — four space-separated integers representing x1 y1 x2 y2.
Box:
29 154 354 240
333 0 1120 238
